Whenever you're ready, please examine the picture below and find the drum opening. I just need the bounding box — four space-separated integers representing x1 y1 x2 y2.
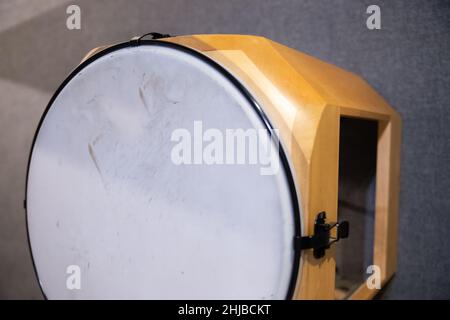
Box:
335 117 378 299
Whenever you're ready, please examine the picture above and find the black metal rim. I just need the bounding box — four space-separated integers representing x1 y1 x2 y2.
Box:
24 39 302 300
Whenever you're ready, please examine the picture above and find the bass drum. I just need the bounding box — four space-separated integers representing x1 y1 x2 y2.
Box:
26 36 301 300
26 34 401 300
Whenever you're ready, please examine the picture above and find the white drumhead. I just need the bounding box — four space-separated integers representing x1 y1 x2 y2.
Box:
26 43 299 299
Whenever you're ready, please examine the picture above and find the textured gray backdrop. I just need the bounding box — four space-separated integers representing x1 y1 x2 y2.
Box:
0 0 449 299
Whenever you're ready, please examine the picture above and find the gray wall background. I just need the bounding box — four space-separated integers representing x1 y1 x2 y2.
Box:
0 0 449 299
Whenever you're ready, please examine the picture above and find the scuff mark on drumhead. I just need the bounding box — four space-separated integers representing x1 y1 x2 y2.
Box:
139 87 151 116
88 143 104 185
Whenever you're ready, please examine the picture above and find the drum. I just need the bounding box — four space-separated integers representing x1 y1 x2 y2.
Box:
25 34 401 300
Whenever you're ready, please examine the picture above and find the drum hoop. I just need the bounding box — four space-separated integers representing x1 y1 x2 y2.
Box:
24 39 302 300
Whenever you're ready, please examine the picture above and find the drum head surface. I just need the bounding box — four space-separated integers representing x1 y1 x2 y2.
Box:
26 43 299 299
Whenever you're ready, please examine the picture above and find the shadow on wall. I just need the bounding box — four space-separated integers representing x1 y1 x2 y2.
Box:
0 0 296 93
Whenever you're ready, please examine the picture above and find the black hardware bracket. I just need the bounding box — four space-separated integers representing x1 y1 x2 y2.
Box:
130 32 172 46
294 211 349 259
